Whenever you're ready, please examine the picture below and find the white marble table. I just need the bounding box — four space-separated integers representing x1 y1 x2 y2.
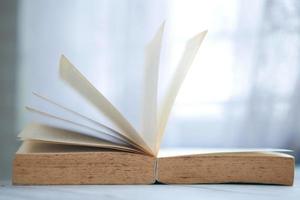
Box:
1 167 299 200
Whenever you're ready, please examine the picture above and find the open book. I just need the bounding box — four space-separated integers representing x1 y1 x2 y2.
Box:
13 23 294 185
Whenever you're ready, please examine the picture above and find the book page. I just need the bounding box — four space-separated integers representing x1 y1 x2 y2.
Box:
59 55 153 155
17 140 141 154
140 22 165 152
158 148 292 158
156 31 207 154
26 106 131 146
32 92 129 142
19 123 142 153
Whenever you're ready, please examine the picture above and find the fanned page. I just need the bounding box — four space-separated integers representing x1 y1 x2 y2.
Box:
24 24 207 156
32 92 127 140
27 92 141 148
19 123 141 153
59 55 153 155
155 31 208 154
140 22 165 151
25 105 130 146
17 140 141 154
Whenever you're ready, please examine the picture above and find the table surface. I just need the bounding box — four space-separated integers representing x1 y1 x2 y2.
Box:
1 167 300 200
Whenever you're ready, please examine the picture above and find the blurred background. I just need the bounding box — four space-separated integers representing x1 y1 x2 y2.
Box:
1 0 300 179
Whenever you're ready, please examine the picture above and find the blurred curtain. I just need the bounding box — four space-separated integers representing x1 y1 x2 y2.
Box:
238 0 300 151
17 0 167 132
163 0 300 157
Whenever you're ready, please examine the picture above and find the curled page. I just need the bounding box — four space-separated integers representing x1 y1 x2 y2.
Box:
59 55 153 155
26 106 130 146
156 31 208 154
19 123 141 153
32 92 129 142
17 140 137 154
141 22 165 152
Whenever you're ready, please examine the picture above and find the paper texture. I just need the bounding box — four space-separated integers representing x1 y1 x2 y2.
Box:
26 106 130 146
156 31 207 153
32 92 129 142
17 140 141 154
140 22 165 152
158 148 292 158
22 24 208 156
19 123 141 153
59 55 153 154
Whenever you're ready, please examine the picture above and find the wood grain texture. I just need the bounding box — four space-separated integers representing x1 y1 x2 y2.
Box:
157 153 294 185
13 151 156 185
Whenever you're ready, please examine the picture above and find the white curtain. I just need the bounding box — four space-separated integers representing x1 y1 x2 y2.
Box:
18 0 300 156
163 0 300 156
18 0 167 131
